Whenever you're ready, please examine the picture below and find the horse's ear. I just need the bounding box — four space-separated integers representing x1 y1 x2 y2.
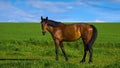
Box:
41 16 43 20
46 17 48 20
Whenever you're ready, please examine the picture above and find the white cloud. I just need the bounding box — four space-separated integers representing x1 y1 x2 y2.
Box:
92 10 120 22
109 0 120 3
0 1 37 22
66 6 74 9
26 1 87 13
94 19 104 22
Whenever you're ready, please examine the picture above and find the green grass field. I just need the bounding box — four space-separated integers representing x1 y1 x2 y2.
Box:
0 23 120 68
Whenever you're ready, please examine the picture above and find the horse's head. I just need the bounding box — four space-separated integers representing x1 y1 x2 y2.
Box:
40 16 48 35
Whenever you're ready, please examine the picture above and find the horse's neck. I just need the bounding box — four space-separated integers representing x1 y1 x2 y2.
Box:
47 26 54 34
47 23 65 33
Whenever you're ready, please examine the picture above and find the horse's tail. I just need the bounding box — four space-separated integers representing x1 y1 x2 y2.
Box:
87 25 97 49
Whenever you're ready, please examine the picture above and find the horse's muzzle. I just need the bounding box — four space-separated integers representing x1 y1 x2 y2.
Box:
42 32 46 35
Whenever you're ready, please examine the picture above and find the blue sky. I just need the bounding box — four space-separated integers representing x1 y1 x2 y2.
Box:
0 0 120 22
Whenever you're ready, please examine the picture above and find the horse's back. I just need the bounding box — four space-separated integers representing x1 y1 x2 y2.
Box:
61 24 81 41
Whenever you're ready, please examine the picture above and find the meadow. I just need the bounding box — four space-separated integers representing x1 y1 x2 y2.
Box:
0 23 120 68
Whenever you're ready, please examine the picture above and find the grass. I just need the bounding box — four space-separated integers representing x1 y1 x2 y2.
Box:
0 23 120 68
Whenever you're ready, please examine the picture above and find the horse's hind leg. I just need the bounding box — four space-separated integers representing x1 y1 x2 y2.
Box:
81 44 93 63
80 36 88 63
80 48 87 63
80 31 92 63
88 47 93 63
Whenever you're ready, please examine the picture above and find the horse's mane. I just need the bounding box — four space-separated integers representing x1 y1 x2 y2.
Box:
47 20 62 27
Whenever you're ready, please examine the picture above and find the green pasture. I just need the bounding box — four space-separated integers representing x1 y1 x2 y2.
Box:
0 23 120 68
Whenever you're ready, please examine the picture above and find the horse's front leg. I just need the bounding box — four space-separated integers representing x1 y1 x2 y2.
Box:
60 42 68 61
54 39 60 61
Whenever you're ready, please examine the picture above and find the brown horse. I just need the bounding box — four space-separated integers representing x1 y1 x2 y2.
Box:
40 16 97 63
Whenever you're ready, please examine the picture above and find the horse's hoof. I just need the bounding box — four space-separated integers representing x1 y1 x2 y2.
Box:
88 60 92 63
80 60 85 63
56 58 59 61
65 58 68 61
